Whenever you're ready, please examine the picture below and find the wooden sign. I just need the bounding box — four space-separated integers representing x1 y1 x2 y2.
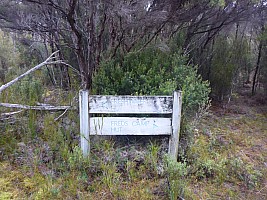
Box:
89 95 173 114
79 91 182 160
90 117 172 135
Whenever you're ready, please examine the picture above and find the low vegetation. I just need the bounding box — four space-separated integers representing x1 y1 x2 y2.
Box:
0 11 266 198
1 83 266 199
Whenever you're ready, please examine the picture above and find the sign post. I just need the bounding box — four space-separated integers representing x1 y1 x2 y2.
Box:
79 91 182 159
169 91 182 159
79 90 90 156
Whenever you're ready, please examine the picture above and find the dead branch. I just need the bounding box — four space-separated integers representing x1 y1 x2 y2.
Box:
0 51 79 94
1 110 24 117
54 89 80 121
0 103 73 111
54 107 70 121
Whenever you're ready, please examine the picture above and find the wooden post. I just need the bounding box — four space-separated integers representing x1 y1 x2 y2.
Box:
79 90 90 156
169 91 182 160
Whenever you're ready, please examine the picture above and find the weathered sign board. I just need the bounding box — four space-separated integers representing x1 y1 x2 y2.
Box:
79 91 182 159
90 117 172 135
89 95 173 114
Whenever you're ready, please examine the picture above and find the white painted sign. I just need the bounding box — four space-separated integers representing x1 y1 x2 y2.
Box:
79 91 182 159
90 117 171 135
89 95 172 114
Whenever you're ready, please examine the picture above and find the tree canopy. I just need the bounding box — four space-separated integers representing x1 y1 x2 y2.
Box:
0 0 267 97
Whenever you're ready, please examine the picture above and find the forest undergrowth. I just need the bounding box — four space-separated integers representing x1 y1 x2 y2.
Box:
185 89 267 199
0 88 266 200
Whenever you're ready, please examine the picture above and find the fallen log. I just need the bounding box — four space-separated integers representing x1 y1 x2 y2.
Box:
0 103 73 111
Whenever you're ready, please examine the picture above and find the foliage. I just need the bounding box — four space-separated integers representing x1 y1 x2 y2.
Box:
2 0 259 90
16 77 43 104
209 36 237 101
0 31 21 84
232 36 254 85
164 156 189 200
93 48 210 118
0 1 267 199
259 28 267 96
210 0 226 7
186 109 266 196
145 142 161 177
0 90 266 199
199 33 255 101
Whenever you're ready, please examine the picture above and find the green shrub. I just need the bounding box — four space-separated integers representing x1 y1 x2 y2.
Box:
227 157 263 189
0 31 22 83
13 77 43 105
2 76 44 105
92 48 210 119
144 142 161 177
209 37 236 101
208 35 253 101
164 155 188 200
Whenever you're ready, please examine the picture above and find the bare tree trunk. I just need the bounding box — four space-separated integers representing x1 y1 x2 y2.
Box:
67 0 90 90
252 42 262 96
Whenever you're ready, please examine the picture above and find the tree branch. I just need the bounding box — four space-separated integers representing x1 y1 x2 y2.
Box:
0 51 76 94
0 103 72 111
1 110 24 117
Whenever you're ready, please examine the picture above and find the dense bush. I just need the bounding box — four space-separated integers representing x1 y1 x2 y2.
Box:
0 31 22 84
92 48 210 118
14 77 43 105
259 30 267 96
209 37 236 101
206 35 254 101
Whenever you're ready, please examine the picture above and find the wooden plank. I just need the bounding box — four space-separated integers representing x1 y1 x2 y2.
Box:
79 90 90 156
169 91 182 159
89 95 173 114
90 117 172 135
